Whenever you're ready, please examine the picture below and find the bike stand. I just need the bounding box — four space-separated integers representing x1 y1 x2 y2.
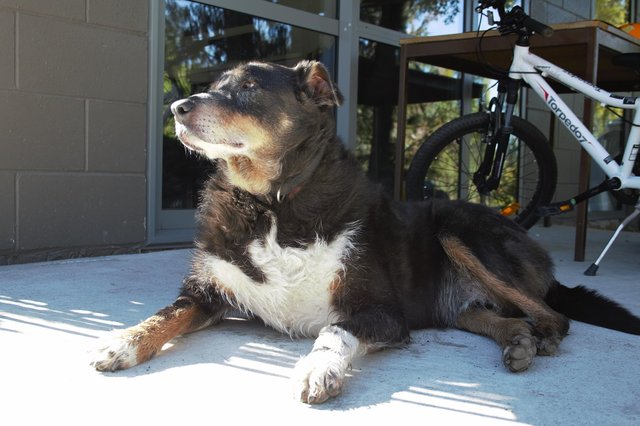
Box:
584 200 640 276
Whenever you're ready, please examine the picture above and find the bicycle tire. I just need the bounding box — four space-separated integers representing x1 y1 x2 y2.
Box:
406 112 557 229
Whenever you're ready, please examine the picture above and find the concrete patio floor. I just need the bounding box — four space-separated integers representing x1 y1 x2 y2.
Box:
1 224 639 426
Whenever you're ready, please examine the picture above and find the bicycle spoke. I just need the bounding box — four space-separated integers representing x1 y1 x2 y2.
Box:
427 132 544 214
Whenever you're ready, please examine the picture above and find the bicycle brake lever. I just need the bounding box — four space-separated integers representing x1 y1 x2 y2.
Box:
487 11 495 26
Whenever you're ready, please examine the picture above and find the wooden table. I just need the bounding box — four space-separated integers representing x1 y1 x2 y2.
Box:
395 20 640 261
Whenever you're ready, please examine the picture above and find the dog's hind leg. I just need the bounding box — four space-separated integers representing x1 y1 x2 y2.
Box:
456 307 537 372
440 235 569 368
91 295 224 372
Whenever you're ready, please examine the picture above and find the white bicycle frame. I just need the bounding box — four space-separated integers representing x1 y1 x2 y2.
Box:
508 44 640 191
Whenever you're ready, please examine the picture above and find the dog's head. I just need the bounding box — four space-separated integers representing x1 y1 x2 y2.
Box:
171 60 343 198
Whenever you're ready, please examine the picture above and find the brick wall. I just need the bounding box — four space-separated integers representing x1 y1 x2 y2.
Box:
0 0 150 264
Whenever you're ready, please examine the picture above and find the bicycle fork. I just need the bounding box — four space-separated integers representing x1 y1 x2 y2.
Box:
474 78 520 194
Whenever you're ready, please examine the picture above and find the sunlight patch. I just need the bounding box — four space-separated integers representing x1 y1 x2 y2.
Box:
82 317 124 327
392 386 517 421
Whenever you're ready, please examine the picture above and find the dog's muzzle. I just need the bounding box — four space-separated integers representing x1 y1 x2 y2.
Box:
171 98 195 123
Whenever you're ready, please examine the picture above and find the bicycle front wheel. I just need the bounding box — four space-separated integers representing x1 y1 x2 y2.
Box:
406 112 557 229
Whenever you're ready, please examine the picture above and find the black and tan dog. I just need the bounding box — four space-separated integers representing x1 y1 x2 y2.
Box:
91 60 640 404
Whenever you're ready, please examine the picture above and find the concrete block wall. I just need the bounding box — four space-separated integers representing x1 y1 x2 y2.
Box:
0 0 150 264
527 1 594 205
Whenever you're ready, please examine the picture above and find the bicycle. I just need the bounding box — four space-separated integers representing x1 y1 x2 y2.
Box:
405 0 640 274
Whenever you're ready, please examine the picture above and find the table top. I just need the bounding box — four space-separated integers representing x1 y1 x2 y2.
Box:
399 20 640 92
401 20 633 45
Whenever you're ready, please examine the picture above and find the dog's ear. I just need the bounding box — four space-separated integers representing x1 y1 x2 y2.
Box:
294 60 343 108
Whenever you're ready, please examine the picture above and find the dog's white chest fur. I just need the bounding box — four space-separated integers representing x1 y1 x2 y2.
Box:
199 221 358 337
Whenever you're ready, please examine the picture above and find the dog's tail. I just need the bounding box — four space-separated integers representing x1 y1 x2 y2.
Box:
545 281 640 335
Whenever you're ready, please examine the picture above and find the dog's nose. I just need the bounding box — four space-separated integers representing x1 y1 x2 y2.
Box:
171 98 195 118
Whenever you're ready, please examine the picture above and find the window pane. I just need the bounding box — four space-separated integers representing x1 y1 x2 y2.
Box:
263 0 337 18
357 41 400 192
162 0 336 210
360 0 463 36
356 39 468 194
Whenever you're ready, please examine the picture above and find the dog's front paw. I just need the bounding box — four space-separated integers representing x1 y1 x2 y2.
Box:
90 333 139 372
292 350 347 404
502 334 536 372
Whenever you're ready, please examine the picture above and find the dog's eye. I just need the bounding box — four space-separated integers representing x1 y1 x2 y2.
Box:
241 81 257 90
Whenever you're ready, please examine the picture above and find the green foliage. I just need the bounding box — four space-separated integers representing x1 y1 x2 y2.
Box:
595 0 629 26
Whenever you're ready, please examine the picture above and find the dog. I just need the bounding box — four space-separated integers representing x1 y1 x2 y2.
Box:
91 60 640 404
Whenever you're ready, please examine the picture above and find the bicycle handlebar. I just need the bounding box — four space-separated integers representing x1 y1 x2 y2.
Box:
477 1 554 38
